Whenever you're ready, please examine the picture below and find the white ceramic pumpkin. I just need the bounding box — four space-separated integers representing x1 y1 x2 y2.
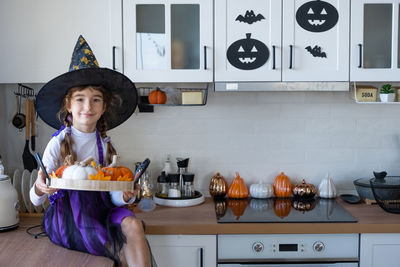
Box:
318 174 337 198
250 182 274 199
62 157 98 180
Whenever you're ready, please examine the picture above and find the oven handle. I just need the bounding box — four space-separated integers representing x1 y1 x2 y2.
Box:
218 262 358 267
199 247 204 267
217 257 359 264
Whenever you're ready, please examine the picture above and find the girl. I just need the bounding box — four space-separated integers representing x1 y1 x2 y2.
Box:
30 36 153 267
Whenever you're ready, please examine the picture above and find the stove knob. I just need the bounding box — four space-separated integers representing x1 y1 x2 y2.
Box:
313 241 325 252
252 242 264 253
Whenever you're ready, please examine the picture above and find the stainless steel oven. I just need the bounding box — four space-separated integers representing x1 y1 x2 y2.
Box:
218 234 359 267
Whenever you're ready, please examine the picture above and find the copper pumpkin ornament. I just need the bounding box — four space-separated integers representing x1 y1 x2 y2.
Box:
209 172 228 198
292 179 317 199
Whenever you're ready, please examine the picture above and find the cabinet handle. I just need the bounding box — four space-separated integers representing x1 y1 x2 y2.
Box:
272 45 276 70
204 46 207 70
199 247 204 267
358 44 362 68
112 46 116 70
289 45 293 69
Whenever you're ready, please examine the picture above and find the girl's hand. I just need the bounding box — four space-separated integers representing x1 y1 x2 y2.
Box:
35 168 58 196
123 183 140 203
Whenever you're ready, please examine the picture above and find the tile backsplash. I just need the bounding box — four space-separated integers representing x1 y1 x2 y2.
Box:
1 83 400 195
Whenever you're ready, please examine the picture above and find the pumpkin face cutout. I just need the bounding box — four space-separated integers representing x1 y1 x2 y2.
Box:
296 0 339 33
227 33 269 70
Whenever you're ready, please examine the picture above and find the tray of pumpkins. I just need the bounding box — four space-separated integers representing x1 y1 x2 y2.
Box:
49 155 135 191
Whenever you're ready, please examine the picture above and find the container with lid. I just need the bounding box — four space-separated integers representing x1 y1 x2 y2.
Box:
370 176 400 213
183 173 195 197
157 171 168 197
168 173 181 198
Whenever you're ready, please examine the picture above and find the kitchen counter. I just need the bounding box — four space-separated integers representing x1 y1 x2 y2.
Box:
135 198 400 235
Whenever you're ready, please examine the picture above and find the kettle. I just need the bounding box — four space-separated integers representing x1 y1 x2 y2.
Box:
0 175 19 231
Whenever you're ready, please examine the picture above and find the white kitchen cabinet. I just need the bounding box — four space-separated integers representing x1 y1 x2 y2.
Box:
0 0 122 83
360 233 400 267
215 0 349 83
147 235 216 267
123 0 213 83
351 0 400 82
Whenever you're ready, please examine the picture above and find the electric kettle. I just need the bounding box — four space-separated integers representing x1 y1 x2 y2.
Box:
0 174 19 231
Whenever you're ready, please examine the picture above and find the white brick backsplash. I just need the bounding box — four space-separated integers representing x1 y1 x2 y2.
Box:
2 85 400 194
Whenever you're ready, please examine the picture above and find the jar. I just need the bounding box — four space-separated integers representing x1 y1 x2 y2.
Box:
168 173 181 198
183 173 195 197
157 172 168 197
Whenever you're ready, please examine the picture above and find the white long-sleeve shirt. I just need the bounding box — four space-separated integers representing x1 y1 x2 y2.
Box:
30 126 135 206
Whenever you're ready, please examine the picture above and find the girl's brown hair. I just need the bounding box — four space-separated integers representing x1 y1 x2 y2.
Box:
57 85 120 166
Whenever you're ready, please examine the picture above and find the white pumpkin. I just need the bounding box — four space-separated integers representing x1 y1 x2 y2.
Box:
318 174 337 198
62 157 98 180
250 182 274 199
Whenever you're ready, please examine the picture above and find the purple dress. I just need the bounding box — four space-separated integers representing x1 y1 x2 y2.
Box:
44 189 134 262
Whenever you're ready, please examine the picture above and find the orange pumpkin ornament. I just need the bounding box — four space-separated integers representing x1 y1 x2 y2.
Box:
273 198 292 219
101 155 134 181
148 88 167 104
54 155 73 178
273 172 292 197
227 172 249 198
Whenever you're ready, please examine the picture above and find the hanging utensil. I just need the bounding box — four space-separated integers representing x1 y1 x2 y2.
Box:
12 88 26 130
22 97 37 171
30 98 36 151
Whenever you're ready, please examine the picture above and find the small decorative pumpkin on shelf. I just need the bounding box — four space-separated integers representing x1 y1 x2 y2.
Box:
318 173 337 198
273 198 292 219
227 172 249 199
227 198 249 220
148 88 167 104
209 172 228 198
292 179 317 199
61 156 98 180
101 155 134 181
249 182 274 199
273 172 291 198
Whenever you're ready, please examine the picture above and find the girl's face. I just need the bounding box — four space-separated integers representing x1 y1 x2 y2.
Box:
67 87 106 132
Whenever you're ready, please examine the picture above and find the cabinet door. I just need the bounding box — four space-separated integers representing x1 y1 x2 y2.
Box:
123 0 213 83
351 0 400 81
147 235 216 267
282 0 349 81
0 0 122 83
214 0 282 82
360 234 400 267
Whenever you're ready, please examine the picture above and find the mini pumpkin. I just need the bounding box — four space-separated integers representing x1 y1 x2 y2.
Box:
318 173 337 198
273 198 292 219
227 172 249 198
148 88 167 104
273 172 292 197
101 155 133 181
54 155 73 178
250 182 274 199
209 172 228 198
292 179 317 198
62 157 98 180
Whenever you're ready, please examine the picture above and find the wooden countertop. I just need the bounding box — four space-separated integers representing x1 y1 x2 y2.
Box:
135 198 400 235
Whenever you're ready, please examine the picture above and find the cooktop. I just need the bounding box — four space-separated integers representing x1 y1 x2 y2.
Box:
215 197 357 223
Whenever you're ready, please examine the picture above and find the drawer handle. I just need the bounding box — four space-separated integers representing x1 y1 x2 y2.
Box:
112 46 116 70
199 247 204 267
272 45 276 70
358 44 362 68
289 45 293 69
204 46 207 70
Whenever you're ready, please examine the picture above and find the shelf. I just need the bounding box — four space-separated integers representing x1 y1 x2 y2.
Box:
351 82 400 104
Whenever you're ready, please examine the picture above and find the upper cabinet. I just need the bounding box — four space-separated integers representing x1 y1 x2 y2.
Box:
351 0 400 82
215 0 350 83
0 0 122 83
122 0 213 83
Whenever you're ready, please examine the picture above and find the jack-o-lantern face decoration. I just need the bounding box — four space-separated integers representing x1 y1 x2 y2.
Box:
296 0 339 32
227 33 269 70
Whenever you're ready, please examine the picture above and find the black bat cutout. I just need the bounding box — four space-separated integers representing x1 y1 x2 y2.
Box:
236 10 265 24
305 45 327 58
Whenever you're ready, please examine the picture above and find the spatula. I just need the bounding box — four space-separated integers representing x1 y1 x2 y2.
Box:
22 98 37 171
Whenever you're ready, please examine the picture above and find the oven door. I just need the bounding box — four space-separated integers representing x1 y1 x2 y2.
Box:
218 263 358 267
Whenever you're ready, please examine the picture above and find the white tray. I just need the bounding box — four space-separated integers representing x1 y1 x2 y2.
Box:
50 178 134 191
153 193 205 207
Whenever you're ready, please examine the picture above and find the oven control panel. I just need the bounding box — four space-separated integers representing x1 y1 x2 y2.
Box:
218 234 358 260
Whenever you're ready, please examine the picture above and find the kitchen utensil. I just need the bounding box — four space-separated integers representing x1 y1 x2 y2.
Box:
340 194 361 204
0 174 19 231
370 176 400 214
22 99 37 171
21 170 32 213
30 99 36 151
34 152 50 186
13 169 25 213
11 93 25 130
353 178 375 201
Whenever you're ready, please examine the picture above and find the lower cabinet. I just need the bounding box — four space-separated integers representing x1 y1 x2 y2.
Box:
360 233 400 267
147 235 216 267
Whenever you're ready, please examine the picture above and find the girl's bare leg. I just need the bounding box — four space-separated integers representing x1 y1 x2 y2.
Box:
121 216 151 267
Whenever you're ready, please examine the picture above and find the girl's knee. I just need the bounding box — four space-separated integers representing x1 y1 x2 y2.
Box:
121 217 144 236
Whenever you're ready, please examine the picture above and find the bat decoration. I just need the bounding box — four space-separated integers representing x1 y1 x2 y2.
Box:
305 45 327 58
236 10 265 24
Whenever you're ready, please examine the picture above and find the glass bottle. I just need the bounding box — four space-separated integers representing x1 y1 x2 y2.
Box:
157 171 168 197
168 173 181 198
183 173 195 197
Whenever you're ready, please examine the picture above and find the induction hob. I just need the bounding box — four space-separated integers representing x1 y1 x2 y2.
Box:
215 197 357 223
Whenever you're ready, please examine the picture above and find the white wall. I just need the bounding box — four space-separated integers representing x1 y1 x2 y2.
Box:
1 83 400 194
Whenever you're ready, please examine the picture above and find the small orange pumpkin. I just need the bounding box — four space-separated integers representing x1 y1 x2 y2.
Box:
273 172 292 197
227 172 249 198
273 198 292 219
101 155 133 181
148 88 167 104
54 155 73 178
